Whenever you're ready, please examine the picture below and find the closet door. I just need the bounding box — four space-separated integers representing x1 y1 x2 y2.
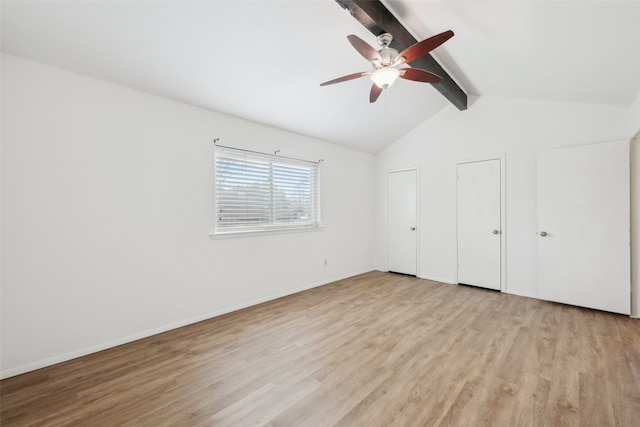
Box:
387 169 417 276
457 159 502 290
537 141 630 314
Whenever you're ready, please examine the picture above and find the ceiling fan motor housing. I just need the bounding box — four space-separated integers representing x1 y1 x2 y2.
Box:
377 47 399 67
375 33 399 67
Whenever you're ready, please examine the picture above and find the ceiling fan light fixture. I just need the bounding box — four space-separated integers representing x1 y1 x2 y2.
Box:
370 66 400 89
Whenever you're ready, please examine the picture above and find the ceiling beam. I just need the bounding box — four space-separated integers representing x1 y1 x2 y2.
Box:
335 0 467 111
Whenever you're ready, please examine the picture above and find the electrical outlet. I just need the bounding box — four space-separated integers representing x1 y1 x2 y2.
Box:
324 259 328 266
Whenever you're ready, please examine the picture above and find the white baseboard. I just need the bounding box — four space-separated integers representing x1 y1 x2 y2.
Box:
418 275 540 301
0 269 372 380
417 274 456 285
504 289 539 300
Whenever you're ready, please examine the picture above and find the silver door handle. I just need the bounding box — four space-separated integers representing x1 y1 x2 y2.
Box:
410 227 416 231
538 231 548 237
492 229 500 235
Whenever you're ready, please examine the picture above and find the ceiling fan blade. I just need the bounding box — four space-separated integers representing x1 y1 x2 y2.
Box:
394 30 454 65
370 84 383 103
399 68 443 83
347 35 382 63
320 71 369 86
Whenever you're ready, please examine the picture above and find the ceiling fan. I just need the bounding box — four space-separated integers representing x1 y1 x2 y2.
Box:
320 30 454 103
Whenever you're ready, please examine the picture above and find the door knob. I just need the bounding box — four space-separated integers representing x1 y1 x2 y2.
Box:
538 231 548 237
410 227 416 231
492 229 500 235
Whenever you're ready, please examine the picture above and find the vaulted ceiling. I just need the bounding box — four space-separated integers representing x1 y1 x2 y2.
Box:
2 1 639 153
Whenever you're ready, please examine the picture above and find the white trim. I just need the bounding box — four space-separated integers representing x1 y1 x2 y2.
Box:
455 154 507 292
456 153 506 165
385 167 420 277
0 269 371 380
417 274 456 285
630 134 639 318
210 225 324 239
505 289 539 300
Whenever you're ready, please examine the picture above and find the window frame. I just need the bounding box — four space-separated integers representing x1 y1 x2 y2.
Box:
212 146 322 237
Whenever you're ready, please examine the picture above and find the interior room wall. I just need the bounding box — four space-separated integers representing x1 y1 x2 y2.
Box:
374 95 635 307
0 54 376 378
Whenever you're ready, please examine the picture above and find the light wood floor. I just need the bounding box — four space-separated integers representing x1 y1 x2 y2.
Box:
2 271 640 426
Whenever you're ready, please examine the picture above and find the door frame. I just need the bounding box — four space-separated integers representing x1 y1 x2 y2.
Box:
455 154 506 292
385 167 420 276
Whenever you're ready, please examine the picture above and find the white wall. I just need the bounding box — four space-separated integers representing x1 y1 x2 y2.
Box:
374 95 634 304
0 54 376 378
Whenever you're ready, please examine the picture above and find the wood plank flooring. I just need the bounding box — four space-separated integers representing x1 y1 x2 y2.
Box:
2 271 640 426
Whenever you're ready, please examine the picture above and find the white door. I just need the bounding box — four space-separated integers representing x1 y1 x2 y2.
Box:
387 169 417 275
537 141 630 314
457 159 502 290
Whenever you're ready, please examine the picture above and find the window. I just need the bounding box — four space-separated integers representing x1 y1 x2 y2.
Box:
214 146 321 234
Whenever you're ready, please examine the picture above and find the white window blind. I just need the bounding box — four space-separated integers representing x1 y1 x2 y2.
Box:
214 146 320 234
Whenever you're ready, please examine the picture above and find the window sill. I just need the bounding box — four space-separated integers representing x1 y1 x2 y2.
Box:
209 225 324 239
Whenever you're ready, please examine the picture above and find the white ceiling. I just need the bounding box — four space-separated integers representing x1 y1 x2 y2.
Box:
2 1 639 153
